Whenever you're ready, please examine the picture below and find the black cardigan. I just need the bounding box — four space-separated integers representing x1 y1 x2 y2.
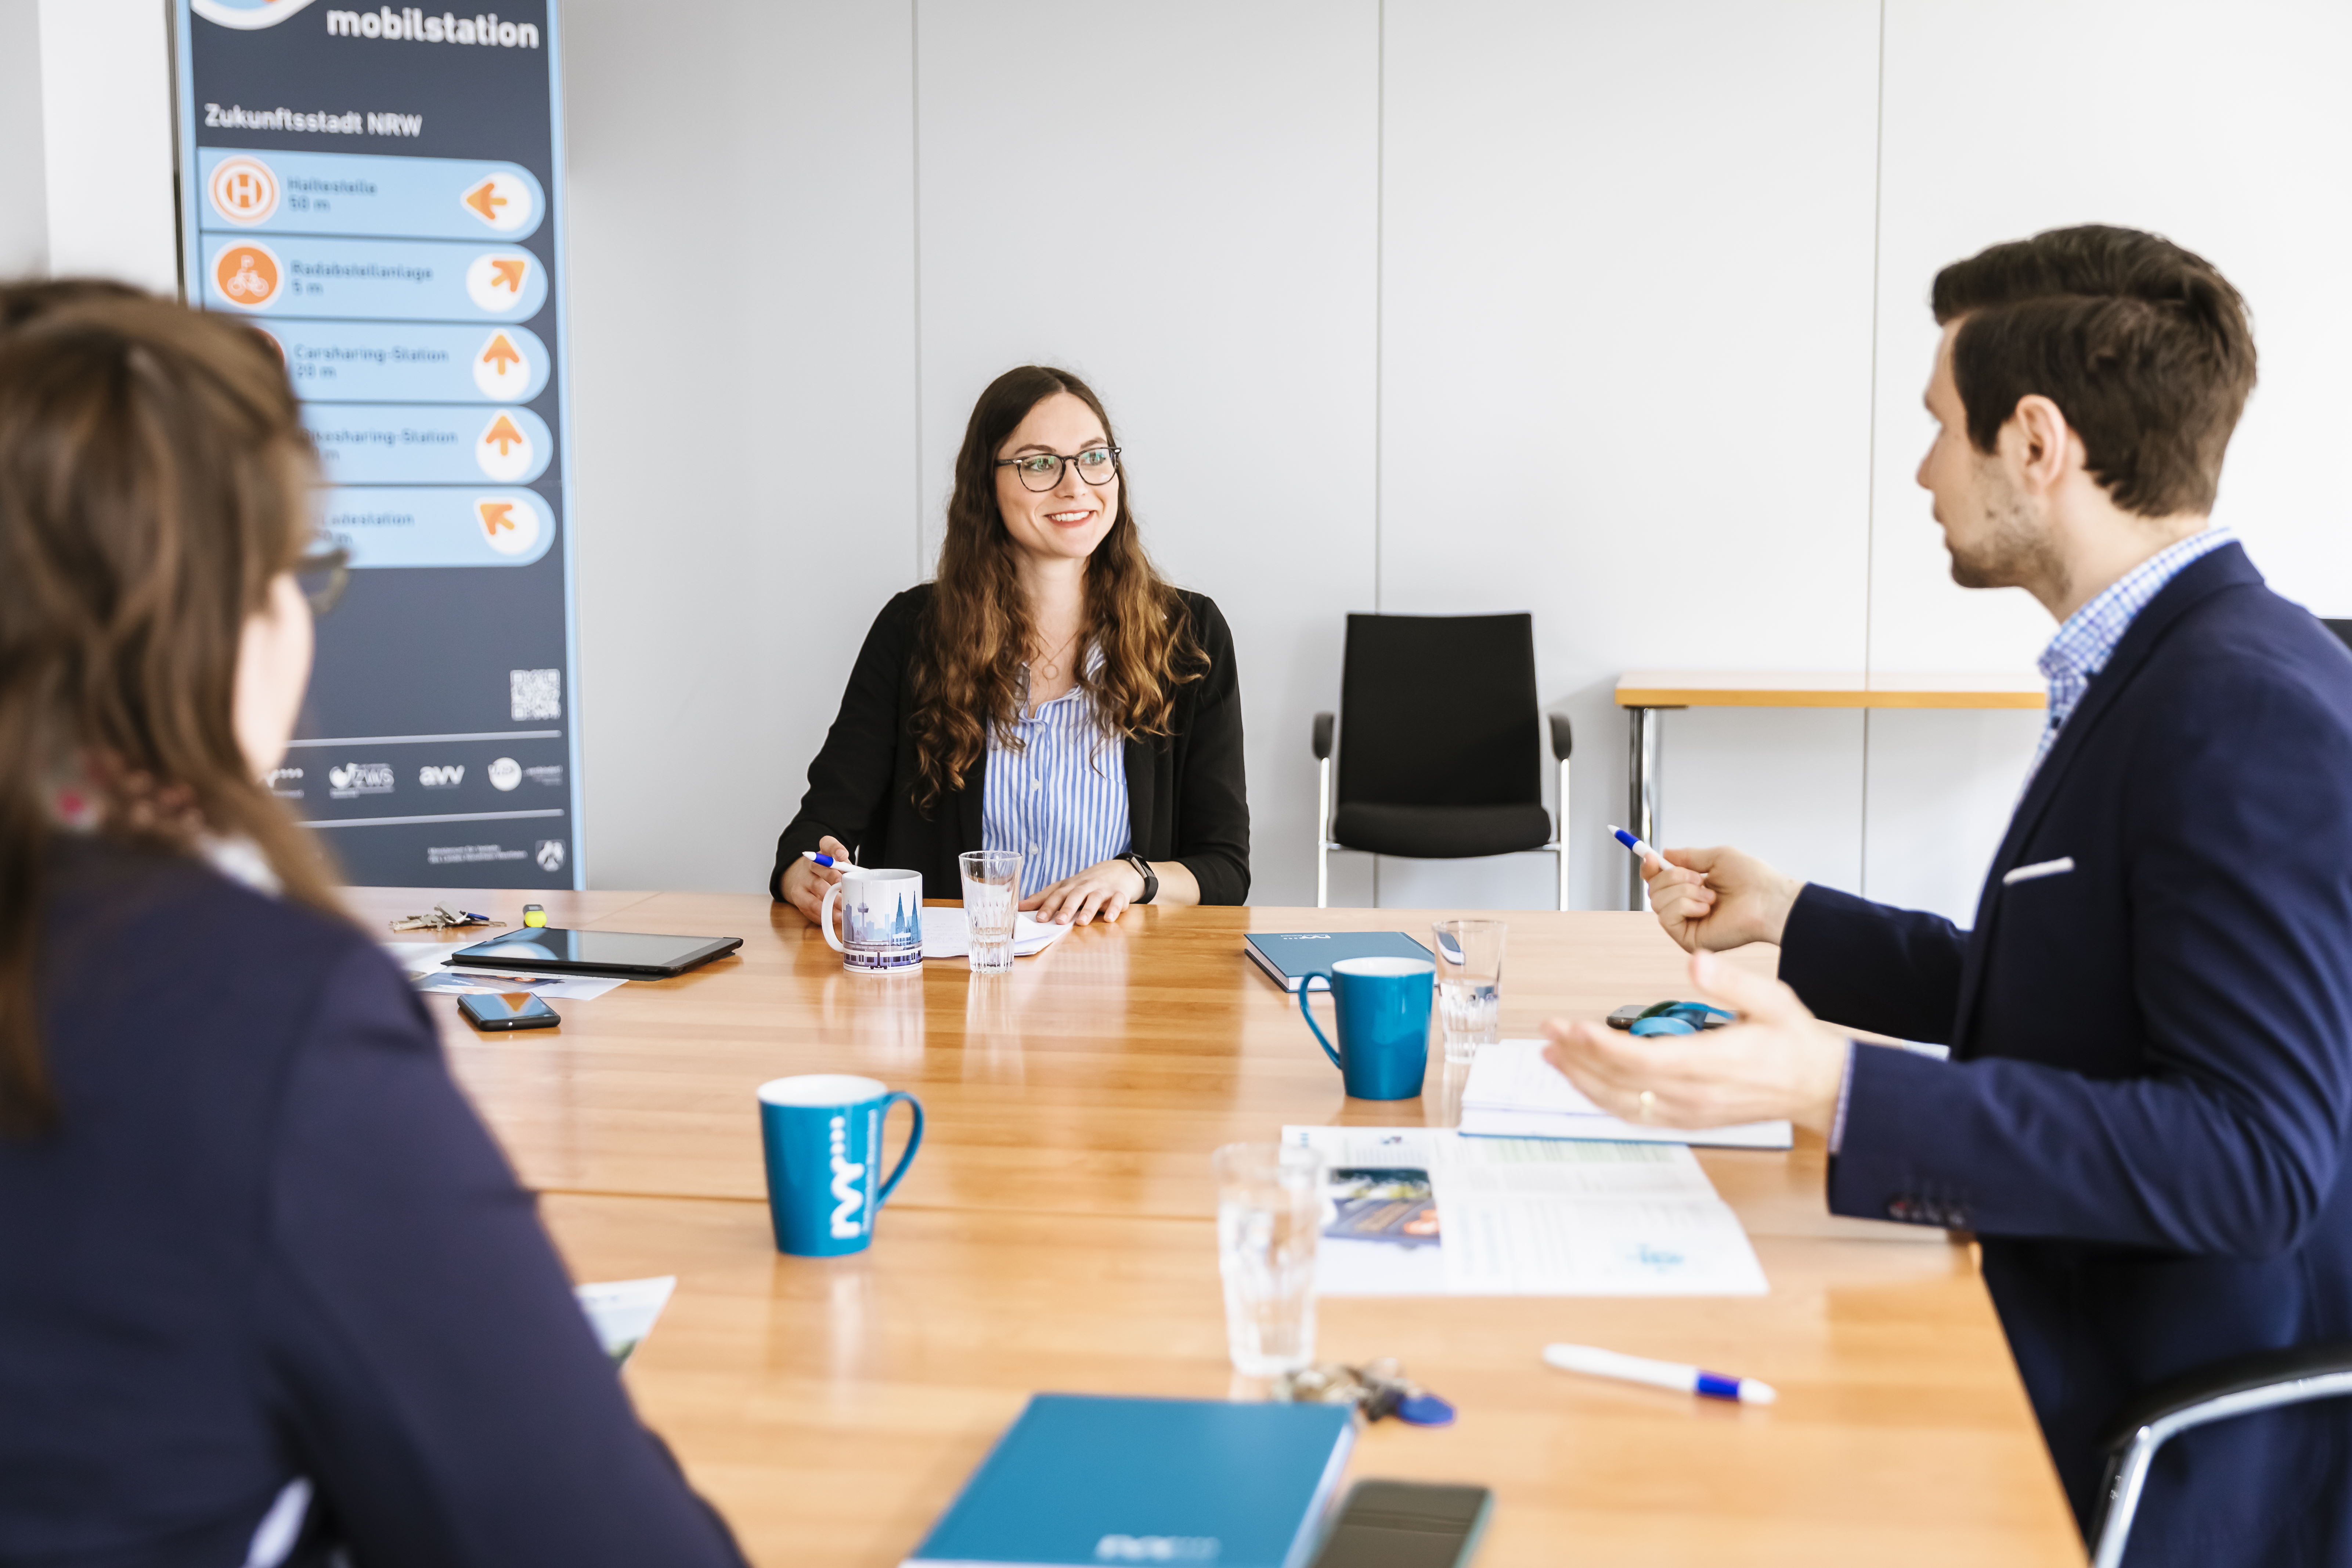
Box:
770 585 1251 905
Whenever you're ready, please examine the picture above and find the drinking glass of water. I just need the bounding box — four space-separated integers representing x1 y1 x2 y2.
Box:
958 850 1022 974
1431 918 1506 1064
1213 1142 1323 1377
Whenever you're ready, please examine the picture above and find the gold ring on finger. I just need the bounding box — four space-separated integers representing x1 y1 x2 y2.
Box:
1638 1089 1657 1124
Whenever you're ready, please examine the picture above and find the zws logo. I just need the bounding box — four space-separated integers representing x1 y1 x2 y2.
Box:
326 761 394 798
1096 1537 1219 1562
827 1113 867 1239
418 764 465 787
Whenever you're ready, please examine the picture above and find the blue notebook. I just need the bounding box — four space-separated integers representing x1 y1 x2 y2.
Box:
1246 930 1433 993
903 1395 1355 1568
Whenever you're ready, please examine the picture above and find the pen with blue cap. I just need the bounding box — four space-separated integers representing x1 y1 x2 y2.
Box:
1608 824 1673 870
1544 1342 1777 1404
799 850 854 869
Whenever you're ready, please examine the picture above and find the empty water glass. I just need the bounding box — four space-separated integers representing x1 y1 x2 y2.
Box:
1213 1142 1324 1377
959 850 1022 974
1431 918 1506 1064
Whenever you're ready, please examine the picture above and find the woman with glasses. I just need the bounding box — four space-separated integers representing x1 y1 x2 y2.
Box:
773 365 1248 926
0 288 746 1567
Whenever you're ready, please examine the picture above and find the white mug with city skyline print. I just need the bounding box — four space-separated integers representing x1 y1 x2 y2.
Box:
819 866 924 973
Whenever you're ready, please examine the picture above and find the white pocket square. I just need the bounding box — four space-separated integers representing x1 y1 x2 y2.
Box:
2002 856 2075 886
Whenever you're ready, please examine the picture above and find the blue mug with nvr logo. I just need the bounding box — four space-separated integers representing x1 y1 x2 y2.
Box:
757 1074 924 1256
1298 957 1436 1100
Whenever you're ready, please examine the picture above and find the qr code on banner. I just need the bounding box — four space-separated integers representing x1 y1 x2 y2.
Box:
510 668 561 721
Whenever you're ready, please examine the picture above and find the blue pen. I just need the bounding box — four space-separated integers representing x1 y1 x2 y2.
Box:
800 850 852 869
1608 823 1672 871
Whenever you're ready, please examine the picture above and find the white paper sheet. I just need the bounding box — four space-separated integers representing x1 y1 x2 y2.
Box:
1458 1039 1793 1150
1281 1125 1767 1298
381 942 631 1001
917 907 1071 961
574 1275 676 1366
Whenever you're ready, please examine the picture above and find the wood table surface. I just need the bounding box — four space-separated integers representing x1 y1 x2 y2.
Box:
352 887 2082 1566
1614 671 2046 710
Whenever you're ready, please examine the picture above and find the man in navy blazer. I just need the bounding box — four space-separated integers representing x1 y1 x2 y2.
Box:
1544 226 2352 1565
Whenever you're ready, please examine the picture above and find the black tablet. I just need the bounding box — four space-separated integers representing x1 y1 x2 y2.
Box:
443 927 742 978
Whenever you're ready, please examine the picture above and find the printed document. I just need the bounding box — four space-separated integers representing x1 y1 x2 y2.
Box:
918 908 1071 961
1283 1125 1768 1298
1458 1039 1792 1150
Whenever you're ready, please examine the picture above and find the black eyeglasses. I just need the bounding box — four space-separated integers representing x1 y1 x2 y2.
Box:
295 544 351 616
995 445 1121 492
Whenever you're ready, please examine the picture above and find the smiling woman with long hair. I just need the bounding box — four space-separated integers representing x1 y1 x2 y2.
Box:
773 365 1249 925
0 288 745 1567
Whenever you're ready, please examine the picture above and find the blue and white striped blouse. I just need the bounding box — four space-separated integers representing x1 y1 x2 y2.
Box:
981 653 1132 897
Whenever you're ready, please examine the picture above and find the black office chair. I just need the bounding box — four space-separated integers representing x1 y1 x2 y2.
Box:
1310 613 1573 909
2089 1342 2352 1567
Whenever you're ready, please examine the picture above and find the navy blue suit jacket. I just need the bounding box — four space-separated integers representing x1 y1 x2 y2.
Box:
1781 545 2352 1564
0 838 747 1567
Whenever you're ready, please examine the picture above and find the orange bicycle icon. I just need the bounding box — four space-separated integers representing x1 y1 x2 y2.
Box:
214 245 281 309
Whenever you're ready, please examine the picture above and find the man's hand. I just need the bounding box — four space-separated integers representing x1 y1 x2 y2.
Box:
1643 843 1805 953
1540 950 1848 1135
778 835 852 926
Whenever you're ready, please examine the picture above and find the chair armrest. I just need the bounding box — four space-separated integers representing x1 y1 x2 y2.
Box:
2100 1341 2352 1453
1312 711 1335 761
1547 711 1573 761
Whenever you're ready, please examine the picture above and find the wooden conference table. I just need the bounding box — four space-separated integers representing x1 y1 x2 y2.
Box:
352 887 2081 1567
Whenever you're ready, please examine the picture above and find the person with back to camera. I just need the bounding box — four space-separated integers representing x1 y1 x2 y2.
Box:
1541 227 2352 1564
773 365 1249 926
0 286 748 1567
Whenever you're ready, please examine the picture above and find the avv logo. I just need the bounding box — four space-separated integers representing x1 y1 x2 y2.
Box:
827 1113 867 1239
534 839 566 873
418 764 465 788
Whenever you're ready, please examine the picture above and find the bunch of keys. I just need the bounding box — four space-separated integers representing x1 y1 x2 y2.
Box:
388 903 501 932
1274 1358 1456 1427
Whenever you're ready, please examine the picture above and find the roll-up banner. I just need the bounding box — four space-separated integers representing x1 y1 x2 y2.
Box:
171 0 584 889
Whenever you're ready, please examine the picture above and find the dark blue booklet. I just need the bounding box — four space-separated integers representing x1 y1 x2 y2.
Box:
902 1394 1355 1568
1245 930 1433 993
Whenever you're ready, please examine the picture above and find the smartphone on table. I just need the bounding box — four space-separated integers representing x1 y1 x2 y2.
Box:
457 991 560 1031
1309 1479 1493 1568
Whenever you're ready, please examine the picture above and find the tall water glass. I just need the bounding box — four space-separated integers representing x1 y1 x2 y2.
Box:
1432 918 1507 1064
959 850 1022 974
1213 1142 1324 1377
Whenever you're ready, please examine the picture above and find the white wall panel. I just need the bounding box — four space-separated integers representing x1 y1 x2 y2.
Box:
912 0 1379 909
1860 0 2352 920
1377 0 1882 911
36 0 176 293
0 0 46 278
566 0 917 891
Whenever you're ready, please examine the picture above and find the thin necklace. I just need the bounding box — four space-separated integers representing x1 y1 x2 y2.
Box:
1031 626 1082 684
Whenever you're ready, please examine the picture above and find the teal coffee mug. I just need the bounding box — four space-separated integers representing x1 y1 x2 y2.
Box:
1298 956 1436 1100
757 1074 924 1257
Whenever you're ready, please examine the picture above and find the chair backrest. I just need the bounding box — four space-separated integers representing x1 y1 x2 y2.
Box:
1336 613 1541 808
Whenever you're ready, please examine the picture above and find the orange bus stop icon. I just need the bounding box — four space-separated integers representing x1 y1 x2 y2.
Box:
208 156 279 225
214 244 282 310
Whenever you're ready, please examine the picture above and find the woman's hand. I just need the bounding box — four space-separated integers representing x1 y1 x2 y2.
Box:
778 835 853 926
1023 857 1148 926
1643 843 1805 954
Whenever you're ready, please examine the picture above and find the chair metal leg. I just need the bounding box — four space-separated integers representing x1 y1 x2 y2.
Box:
1316 756 1333 909
1556 753 1572 910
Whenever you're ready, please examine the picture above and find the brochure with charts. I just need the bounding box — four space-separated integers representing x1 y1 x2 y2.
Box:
1281 1126 1768 1298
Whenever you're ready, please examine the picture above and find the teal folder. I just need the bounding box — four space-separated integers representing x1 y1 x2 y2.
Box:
903 1394 1355 1568
1246 930 1434 993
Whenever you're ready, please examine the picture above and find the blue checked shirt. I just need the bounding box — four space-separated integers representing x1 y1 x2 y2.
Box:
1829 526 2237 1154
981 649 1133 900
